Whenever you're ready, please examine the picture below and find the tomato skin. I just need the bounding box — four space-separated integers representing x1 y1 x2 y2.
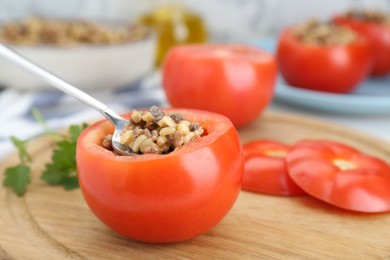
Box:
162 44 277 128
243 140 305 196
276 28 373 93
76 109 244 243
333 16 390 76
286 140 390 213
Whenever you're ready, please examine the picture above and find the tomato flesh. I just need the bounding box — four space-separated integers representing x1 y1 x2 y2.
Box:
242 140 305 196
276 28 373 93
76 109 244 243
286 140 390 212
162 44 277 128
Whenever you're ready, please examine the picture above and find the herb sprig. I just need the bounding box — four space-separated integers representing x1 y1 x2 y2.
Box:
2 109 88 196
41 124 88 190
3 136 32 196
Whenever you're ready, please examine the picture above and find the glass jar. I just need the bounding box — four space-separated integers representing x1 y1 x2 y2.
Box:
137 0 208 66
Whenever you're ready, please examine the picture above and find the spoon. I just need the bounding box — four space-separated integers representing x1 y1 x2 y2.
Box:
0 43 134 156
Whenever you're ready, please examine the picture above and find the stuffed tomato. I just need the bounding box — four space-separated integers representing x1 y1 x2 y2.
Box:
76 108 244 243
333 10 390 76
277 20 372 93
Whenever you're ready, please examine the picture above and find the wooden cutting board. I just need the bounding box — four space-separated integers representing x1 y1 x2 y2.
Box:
1 112 390 259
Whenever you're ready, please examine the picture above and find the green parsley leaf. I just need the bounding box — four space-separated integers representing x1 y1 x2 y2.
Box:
62 176 80 190
3 164 31 196
41 123 88 190
10 136 32 163
41 163 71 185
68 123 89 142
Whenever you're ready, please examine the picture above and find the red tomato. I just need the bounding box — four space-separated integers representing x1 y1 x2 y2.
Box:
276 28 372 93
243 140 305 196
286 140 390 213
333 15 390 76
76 109 244 243
162 44 277 128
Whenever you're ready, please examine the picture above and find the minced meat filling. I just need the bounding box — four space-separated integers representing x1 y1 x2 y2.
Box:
0 17 149 45
345 9 390 24
101 106 204 155
293 19 357 46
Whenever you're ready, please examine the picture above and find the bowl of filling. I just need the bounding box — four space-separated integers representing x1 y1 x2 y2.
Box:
0 17 156 90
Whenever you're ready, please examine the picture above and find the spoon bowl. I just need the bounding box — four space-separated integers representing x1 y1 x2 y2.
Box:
0 43 136 156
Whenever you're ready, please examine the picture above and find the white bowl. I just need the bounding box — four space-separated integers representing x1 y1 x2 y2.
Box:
0 30 156 90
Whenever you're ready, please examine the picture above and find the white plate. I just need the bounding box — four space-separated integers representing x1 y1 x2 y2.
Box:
254 38 390 115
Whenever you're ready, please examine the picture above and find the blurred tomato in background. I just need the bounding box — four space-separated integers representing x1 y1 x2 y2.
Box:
162 44 277 128
276 22 373 93
333 11 390 77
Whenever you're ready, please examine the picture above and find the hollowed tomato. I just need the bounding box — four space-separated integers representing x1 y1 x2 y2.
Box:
76 108 244 243
277 27 372 93
162 44 277 128
286 140 390 213
242 140 305 196
333 15 390 76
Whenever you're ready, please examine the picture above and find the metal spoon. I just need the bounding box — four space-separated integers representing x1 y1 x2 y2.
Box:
0 43 134 156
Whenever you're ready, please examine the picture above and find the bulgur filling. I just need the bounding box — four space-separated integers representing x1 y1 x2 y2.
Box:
293 19 357 45
0 17 150 46
101 106 204 155
345 9 390 24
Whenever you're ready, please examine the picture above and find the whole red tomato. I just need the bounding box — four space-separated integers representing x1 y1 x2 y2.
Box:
276 27 372 93
286 140 390 213
243 140 305 196
76 109 244 243
333 15 390 76
162 44 277 128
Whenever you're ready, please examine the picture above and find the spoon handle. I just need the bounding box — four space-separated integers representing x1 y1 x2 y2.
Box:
0 43 124 124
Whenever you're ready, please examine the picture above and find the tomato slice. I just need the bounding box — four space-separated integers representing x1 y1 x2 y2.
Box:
76 108 244 243
162 44 277 128
286 140 390 212
242 140 305 196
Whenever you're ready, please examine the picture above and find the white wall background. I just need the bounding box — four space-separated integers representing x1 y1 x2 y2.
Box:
0 0 389 42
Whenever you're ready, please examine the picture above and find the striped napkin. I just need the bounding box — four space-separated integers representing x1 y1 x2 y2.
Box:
0 71 167 159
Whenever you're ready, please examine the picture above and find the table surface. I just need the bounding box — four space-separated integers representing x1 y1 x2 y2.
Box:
269 102 390 143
